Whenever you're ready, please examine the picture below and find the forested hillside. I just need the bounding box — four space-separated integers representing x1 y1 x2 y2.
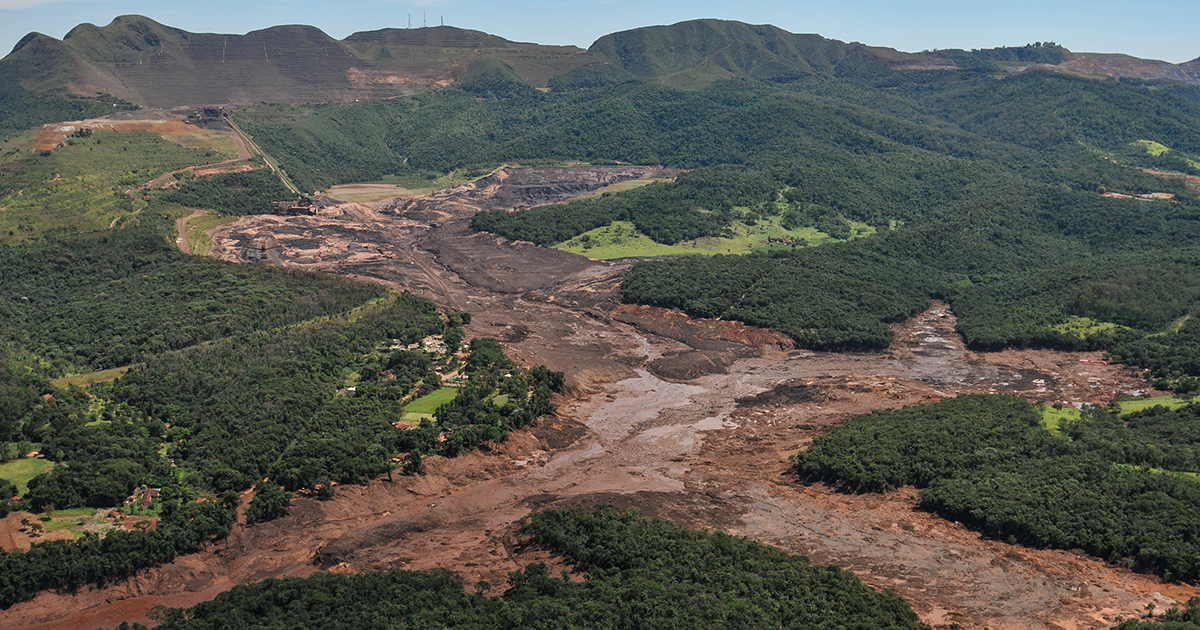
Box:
237 64 1200 375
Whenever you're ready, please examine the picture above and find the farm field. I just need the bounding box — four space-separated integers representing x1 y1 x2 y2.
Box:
401 386 459 422
554 217 874 259
325 166 509 202
324 183 428 202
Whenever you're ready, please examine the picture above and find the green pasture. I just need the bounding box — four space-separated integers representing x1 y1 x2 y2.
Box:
0 458 53 495
1117 395 1193 414
1041 395 1196 434
0 131 223 239
1136 139 1171 157
1040 405 1081 434
554 216 874 259
401 386 459 422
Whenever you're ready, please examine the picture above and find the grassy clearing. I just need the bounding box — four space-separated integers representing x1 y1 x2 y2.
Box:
184 211 239 256
1118 395 1194 415
404 387 459 414
572 178 672 201
0 459 53 495
1136 139 1200 170
555 216 874 259
51 365 132 389
1115 463 1200 482
1041 396 1196 434
0 131 223 239
1041 405 1081 434
401 386 459 422
1050 316 1127 339
1136 139 1172 156
168 131 239 158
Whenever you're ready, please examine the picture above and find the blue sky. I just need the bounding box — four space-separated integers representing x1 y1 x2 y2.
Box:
3 0 1199 64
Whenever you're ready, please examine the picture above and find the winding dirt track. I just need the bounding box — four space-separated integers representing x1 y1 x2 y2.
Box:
4 167 1195 630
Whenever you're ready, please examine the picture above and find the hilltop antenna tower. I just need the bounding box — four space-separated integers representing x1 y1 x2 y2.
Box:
441 16 444 26
423 11 427 28
408 14 411 29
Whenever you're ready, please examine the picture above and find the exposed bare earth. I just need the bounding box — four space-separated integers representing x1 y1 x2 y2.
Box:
5 167 1195 630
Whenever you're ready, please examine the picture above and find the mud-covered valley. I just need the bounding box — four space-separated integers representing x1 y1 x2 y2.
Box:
4 167 1194 630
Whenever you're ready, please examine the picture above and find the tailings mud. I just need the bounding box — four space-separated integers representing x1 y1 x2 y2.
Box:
3 168 1187 630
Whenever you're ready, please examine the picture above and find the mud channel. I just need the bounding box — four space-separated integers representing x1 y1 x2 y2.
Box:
3 167 1194 630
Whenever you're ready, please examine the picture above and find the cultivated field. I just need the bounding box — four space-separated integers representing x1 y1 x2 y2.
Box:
401 387 460 422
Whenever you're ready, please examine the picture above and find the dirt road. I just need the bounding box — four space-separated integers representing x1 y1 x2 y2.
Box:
3 167 1190 630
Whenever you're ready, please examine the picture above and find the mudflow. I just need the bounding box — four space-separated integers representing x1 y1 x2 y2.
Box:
4 167 1195 630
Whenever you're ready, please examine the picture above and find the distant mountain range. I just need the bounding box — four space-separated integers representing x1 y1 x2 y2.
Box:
2 15 1198 107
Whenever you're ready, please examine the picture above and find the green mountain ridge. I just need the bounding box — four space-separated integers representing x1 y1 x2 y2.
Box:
3 16 1199 108
0 15 589 106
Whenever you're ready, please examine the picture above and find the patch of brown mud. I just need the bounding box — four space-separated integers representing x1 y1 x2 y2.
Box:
190 163 256 178
610 304 793 381
891 301 1147 404
691 379 1200 629
419 217 599 294
0 512 75 552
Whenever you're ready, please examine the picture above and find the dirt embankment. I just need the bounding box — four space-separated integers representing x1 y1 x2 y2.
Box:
3 167 1189 630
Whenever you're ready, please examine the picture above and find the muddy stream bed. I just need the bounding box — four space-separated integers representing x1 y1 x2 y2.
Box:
3 167 1193 630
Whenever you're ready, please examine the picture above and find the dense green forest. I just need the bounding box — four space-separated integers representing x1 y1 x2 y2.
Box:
159 169 295 216
144 506 920 629
622 246 941 350
795 395 1200 582
109 300 562 493
0 228 385 374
